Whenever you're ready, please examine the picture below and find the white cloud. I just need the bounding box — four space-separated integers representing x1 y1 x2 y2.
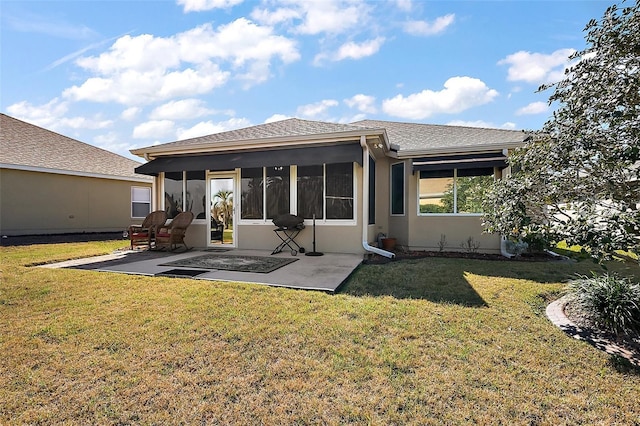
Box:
6 98 112 131
121 107 141 121
252 0 370 35
382 76 499 120
404 14 455 36
177 0 244 12
395 0 413 12
447 120 517 130
498 48 575 84
344 94 377 113
334 37 385 61
176 118 251 140
515 101 549 116
132 120 175 139
296 99 339 118
150 99 215 120
65 19 299 105
264 114 292 123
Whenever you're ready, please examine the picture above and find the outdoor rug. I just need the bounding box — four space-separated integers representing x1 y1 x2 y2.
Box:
159 254 298 273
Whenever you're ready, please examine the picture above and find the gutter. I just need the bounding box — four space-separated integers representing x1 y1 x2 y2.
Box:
360 136 395 259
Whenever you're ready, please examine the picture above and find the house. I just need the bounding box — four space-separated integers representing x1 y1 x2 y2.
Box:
0 113 152 236
131 118 529 255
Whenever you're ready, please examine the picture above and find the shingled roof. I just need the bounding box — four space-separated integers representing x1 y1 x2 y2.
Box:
351 119 529 154
131 118 383 155
131 117 529 159
0 114 149 181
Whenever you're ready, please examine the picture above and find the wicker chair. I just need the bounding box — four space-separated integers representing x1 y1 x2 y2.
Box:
155 211 194 252
128 210 168 250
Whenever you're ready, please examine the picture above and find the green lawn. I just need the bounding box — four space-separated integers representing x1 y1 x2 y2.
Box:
1 242 639 424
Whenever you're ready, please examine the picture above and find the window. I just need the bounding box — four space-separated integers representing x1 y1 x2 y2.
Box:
240 163 355 222
368 156 376 225
131 186 151 218
163 172 184 219
391 162 405 215
186 171 206 219
241 167 264 220
419 168 494 215
326 163 354 220
297 165 324 219
266 166 290 219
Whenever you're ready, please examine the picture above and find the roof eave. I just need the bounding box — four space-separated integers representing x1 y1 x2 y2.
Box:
130 128 387 160
392 140 526 159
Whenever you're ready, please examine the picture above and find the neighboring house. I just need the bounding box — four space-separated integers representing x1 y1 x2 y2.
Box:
0 113 152 236
131 118 529 255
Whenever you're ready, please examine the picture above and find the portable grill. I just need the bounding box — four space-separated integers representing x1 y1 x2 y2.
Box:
271 214 305 256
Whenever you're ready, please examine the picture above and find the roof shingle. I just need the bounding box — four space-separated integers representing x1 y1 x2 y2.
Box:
0 114 149 180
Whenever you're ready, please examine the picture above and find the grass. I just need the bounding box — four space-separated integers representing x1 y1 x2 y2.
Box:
1 242 640 424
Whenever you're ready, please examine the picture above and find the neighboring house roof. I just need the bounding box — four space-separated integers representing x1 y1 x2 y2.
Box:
351 119 529 156
0 113 150 182
131 117 530 161
131 118 385 158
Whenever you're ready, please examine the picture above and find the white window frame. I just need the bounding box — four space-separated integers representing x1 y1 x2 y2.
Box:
238 163 357 226
131 186 151 218
417 168 494 216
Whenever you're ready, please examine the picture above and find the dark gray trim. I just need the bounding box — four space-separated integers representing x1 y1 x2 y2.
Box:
135 143 363 176
412 152 507 173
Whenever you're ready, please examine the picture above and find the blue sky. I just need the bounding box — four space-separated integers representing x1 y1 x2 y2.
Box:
1 0 611 161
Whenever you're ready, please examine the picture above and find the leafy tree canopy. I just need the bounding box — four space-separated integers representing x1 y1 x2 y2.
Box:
483 1 640 261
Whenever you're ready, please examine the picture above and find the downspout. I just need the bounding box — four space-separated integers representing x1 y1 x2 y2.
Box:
500 236 514 259
360 136 395 259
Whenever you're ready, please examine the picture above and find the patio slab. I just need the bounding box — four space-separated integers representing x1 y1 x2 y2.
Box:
42 248 363 293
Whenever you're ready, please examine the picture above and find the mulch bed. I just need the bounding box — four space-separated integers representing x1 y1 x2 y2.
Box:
563 301 640 365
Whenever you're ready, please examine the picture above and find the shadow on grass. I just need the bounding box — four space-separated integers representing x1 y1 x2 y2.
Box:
339 255 639 305
339 259 490 306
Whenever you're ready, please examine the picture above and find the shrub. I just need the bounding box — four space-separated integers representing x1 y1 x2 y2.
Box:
566 273 640 337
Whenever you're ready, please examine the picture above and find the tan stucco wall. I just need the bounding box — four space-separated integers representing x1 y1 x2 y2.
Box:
0 168 151 235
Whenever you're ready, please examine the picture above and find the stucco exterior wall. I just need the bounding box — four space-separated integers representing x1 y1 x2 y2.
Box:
0 168 151 235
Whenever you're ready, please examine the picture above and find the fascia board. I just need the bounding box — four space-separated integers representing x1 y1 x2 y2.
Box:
131 129 387 159
0 163 152 183
392 141 526 159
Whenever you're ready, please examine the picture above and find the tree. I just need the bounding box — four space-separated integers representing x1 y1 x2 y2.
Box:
212 190 233 229
483 2 640 261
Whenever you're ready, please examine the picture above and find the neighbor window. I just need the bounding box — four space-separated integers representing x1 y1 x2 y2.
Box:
419 168 494 215
131 186 151 218
368 156 376 225
391 162 405 215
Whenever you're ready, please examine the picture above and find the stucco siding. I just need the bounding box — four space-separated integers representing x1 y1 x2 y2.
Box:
0 169 150 235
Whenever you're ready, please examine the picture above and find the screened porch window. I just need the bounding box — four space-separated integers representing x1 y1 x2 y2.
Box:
241 167 264 220
297 165 324 219
419 168 494 215
266 166 290 219
240 163 355 221
164 172 183 219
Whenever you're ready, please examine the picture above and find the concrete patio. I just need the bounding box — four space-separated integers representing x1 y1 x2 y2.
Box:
41 248 364 293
